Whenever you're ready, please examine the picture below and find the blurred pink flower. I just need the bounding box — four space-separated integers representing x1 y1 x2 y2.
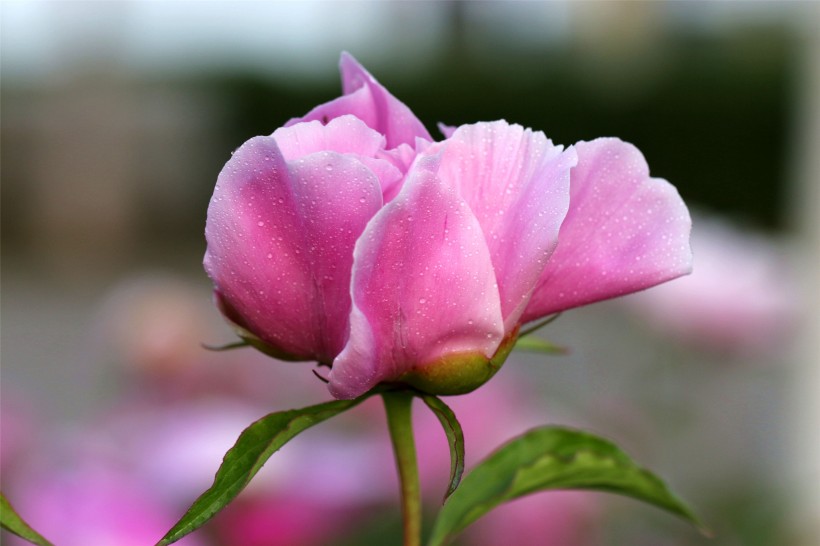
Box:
93 395 392 545
4 465 206 546
205 52 692 400
0 394 37 476
212 495 347 546
625 216 796 355
92 273 327 405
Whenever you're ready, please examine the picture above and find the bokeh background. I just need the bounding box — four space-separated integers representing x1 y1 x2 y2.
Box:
2 1 819 545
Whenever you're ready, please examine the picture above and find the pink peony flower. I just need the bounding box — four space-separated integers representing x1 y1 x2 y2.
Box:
204 52 692 399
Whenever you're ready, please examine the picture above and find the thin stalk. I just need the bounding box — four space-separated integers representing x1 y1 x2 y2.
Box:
383 391 422 546
518 312 562 338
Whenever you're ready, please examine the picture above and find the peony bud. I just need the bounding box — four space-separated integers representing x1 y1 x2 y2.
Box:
204 53 692 399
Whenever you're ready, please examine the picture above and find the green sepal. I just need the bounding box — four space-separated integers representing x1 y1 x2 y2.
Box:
235 330 310 362
513 335 567 355
421 395 466 502
201 340 251 352
156 394 372 545
1 492 54 546
400 329 519 396
217 309 316 363
427 426 707 546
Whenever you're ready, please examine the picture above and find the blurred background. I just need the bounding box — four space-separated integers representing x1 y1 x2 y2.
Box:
2 1 818 545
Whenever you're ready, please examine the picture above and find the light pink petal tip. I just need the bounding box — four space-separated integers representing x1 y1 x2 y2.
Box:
286 53 431 149
437 121 577 329
328 155 505 399
204 136 382 361
522 137 693 322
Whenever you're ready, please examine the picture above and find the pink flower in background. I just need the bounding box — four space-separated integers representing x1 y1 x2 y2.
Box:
92 273 327 406
104 398 383 546
4 465 205 546
625 216 797 355
205 52 692 399
212 495 347 546
0 395 36 476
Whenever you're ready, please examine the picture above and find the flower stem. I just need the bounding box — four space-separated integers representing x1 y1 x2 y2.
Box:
383 390 422 546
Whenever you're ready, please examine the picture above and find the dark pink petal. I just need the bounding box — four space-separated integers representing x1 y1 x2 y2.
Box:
522 138 693 322
436 121 576 329
273 116 403 199
328 155 504 399
286 52 432 149
204 137 382 362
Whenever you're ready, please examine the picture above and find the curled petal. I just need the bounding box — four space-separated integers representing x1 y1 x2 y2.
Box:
273 116 403 199
328 155 505 399
204 137 383 362
272 115 386 160
376 142 418 202
436 121 576 330
286 52 432 149
522 138 693 322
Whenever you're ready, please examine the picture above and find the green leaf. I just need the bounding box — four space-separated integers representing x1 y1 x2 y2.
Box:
513 335 567 355
1 492 54 546
157 395 370 546
200 340 251 351
427 426 706 546
421 395 465 502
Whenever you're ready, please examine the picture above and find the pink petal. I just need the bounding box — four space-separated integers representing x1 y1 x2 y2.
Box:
436 121 576 329
437 122 457 139
286 52 432 149
328 155 504 399
376 142 418 202
522 138 692 322
273 115 403 200
204 137 383 362
272 115 385 160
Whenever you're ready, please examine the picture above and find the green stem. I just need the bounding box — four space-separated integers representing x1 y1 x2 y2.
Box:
383 391 422 546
